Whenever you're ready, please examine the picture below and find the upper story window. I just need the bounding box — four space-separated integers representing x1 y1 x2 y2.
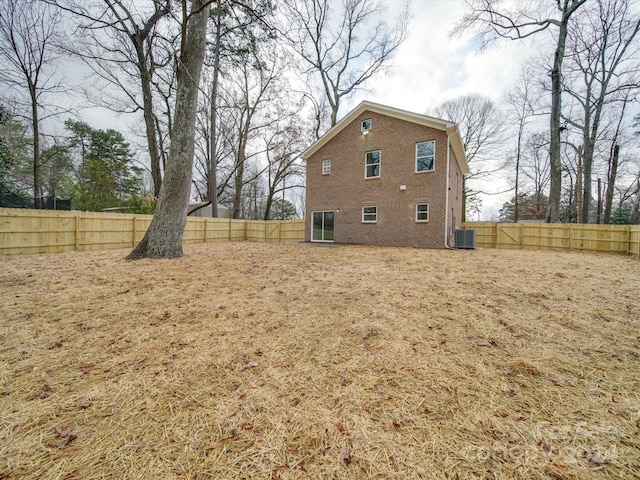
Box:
361 119 371 133
322 159 331 175
365 150 381 178
416 140 435 172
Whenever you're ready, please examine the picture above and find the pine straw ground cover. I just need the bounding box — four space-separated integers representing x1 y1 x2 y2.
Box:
0 243 639 480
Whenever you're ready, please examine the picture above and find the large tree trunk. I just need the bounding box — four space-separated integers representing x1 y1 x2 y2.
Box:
127 0 209 259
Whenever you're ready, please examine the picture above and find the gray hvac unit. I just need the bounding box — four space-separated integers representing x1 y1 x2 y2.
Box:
455 229 476 249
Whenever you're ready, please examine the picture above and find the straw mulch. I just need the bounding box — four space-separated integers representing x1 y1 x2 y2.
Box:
1 242 639 479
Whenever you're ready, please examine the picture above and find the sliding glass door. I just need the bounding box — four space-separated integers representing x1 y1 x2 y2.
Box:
311 211 334 242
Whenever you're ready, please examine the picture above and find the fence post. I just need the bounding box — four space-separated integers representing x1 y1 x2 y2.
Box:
75 215 80 251
520 223 524 249
568 225 572 251
132 216 136 246
204 219 207 243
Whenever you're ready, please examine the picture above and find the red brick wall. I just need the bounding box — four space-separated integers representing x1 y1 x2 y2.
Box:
305 110 464 248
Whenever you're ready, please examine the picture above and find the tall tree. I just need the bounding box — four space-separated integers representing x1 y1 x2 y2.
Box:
0 0 61 207
456 0 588 222
284 0 408 131
127 0 210 259
561 0 640 223
49 0 172 198
432 95 505 221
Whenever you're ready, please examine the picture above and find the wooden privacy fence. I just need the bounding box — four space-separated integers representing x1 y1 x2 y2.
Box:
462 222 640 257
0 208 305 255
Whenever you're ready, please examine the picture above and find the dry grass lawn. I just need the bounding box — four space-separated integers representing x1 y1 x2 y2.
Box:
1 242 639 480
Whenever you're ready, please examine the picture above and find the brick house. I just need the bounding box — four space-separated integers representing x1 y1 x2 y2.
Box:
302 101 469 248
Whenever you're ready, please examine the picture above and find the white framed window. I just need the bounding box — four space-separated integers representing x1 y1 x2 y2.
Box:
416 140 435 172
322 159 331 175
362 206 377 223
416 203 429 222
365 150 381 178
361 118 371 133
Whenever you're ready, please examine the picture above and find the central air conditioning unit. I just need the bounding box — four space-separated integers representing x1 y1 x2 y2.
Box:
455 229 476 249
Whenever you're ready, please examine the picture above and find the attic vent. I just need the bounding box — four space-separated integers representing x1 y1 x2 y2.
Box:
361 119 371 133
455 229 476 249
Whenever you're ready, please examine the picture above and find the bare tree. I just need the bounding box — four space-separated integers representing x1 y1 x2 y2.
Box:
0 0 61 207
49 0 173 198
284 0 408 131
261 112 306 220
456 0 588 222
522 132 552 208
505 68 538 222
432 94 505 221
127 0 210 259
217 44 288 219
561 0 640 223
602 93 635 223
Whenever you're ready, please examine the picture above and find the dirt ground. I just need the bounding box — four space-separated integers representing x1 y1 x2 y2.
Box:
1 242 639 479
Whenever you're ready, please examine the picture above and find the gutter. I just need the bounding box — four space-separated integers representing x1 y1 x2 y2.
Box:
445 133 451 248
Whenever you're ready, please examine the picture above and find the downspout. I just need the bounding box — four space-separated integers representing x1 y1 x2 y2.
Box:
444 133 451 248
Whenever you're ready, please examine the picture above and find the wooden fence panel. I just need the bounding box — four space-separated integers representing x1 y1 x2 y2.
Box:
496 224 521 249
279 220 306 242
182 217 206 244
462 222 639 257
80 212 139 251
204 218 229 241
0 209 74 254
244 221 264 242
229 219 248 241
465 222 496 248
1 208 305 255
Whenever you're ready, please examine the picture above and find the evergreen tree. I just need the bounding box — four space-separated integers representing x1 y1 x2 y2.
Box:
65 120 142 211
0 105 30 199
